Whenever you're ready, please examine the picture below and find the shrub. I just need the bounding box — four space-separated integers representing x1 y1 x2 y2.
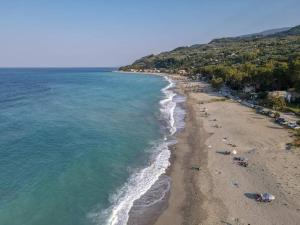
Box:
211 77 224 90
260 95 287 111
274 112 280 119
269 96 287 111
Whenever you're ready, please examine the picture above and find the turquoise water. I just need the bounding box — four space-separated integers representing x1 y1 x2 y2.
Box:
0 68 169 225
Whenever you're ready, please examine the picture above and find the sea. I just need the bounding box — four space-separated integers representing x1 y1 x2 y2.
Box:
0 68 185 225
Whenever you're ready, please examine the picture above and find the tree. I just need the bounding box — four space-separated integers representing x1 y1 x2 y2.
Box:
270 96 287 111
289 59 300 91
273 62 289 90
211 77 224 90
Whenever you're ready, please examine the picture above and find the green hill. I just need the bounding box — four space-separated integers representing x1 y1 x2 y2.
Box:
120 25 300 93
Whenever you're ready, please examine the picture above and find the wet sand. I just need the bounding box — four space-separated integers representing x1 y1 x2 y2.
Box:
154 76 300 225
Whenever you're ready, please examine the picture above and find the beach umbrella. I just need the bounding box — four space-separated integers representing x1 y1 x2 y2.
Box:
261 193 275 202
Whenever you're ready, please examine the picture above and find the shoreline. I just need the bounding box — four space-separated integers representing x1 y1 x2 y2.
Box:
121 70 300 225
116 71 165 76
127 72 201 225
153 74 206 225
107 72 183 225
123 72 214 225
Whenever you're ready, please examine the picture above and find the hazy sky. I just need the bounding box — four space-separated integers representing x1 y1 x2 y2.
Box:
0 0 299 67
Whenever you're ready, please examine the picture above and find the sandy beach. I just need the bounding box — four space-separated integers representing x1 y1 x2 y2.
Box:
154 75 300 225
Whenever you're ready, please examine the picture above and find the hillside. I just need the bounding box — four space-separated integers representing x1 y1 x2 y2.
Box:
120 25 300 93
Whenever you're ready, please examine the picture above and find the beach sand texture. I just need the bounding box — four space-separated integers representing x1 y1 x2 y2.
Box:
154 76 300 225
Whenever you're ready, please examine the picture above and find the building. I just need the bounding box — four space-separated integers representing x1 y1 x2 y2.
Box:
286 89 300 103
178 69 188 75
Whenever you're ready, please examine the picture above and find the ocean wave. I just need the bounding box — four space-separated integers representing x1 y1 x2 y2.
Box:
88 75 185 225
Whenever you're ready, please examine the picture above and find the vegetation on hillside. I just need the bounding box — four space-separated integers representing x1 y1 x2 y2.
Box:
120 25 300 94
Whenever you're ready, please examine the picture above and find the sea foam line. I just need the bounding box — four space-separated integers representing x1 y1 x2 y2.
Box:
89 75 179 225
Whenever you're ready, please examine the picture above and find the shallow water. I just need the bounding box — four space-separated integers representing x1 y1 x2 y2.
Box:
0 68 170 225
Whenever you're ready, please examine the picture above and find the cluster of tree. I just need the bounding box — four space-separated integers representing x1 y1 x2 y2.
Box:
197 58 300 92
269 95 287 111
120 25 300 93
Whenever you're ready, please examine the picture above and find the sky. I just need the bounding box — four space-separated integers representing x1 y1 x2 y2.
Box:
0 0 299 67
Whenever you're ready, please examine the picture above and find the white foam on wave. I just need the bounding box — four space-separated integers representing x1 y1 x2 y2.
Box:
88 75 184 225
160 76 177 135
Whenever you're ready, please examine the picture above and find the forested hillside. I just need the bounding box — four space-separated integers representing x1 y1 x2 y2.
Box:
120 25 300 92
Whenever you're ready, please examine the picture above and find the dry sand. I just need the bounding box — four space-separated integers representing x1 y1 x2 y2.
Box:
154 76 300 225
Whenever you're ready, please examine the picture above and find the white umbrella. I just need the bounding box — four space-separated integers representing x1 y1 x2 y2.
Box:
261 193 275 202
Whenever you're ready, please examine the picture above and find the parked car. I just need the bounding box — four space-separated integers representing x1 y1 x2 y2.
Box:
268 111 276 118
261 109 269 115
256 106 264 113
288 122 296 128
275 117 285 124
287 122 300 129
